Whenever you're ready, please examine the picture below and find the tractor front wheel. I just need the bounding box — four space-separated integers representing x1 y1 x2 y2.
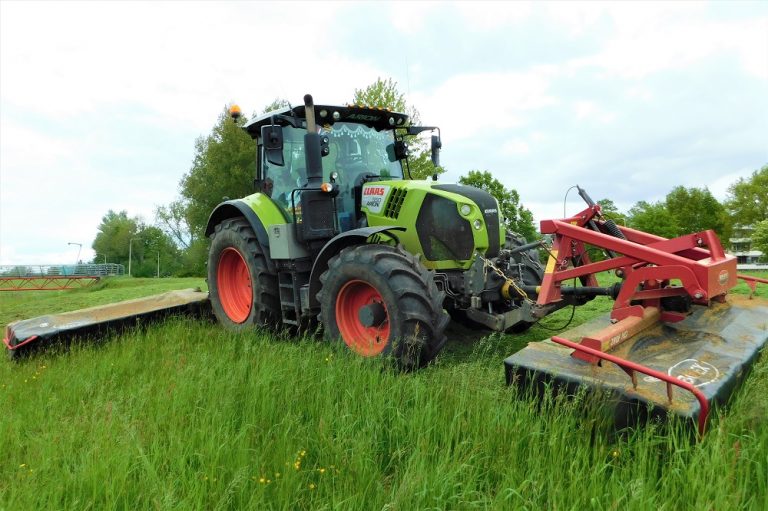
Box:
318 244 449 369
208 217 280 330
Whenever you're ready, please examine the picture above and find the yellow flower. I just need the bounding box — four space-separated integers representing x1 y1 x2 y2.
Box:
19 464 26 468
259 477 266 484
309 483 316 490
318 468 326 474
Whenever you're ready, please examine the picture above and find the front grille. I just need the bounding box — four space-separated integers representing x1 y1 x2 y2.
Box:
432 184 500 257
416 194 473 261
383 188 407 219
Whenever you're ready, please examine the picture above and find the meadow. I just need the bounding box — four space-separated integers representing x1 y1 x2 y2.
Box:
0 274 766 510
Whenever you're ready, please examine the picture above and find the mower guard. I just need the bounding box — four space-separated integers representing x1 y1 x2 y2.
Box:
3 288 210 356
504 294 768 432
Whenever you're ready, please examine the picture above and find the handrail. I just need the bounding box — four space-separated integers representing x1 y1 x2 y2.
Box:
551 335 710 437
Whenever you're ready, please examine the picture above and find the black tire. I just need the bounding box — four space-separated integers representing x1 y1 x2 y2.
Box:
207 217 280 330
318 244 449 369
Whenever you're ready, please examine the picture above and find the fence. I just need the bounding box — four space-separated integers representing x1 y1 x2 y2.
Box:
0 263 125 278
0 264 126 291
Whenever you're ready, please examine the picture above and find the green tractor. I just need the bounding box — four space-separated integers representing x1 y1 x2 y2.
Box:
206 95 555 368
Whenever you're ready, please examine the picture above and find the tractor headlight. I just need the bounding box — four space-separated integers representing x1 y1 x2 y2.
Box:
473 219 482 230
460 204 471 216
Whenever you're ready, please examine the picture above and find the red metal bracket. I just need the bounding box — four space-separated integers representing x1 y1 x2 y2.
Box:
3 335 38 351
551 335 710 437
737 274 768 298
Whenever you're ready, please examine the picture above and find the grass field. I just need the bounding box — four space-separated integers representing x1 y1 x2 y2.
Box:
1 274 766 509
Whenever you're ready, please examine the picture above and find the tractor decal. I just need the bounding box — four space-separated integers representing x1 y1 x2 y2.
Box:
361 185 390 214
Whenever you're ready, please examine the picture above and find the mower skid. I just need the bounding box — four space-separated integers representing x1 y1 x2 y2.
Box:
504 295 768 433
4 288 210 357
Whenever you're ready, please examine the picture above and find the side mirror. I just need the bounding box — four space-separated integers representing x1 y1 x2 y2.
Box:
387 140 408 161
431 134 442 167
261 125 284 166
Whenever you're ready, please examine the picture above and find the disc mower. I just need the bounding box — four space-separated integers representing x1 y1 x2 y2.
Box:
505 187 768 435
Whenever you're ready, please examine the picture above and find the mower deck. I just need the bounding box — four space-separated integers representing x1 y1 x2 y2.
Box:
504 294 768 430
3 288 210 357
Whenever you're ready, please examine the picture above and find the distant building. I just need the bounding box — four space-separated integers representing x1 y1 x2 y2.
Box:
729 225 766 269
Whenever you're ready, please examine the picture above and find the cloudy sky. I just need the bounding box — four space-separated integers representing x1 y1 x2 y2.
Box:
1 1 766 265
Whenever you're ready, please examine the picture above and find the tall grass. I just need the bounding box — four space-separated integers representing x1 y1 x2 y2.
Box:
0 273 766 509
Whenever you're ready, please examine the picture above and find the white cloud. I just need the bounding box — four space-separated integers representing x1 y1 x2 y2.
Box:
501 139 530 156
411 66 559 142
569 10 768 80
454 1 533 31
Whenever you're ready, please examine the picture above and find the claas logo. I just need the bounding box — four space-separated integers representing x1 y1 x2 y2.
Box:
364 187 386 196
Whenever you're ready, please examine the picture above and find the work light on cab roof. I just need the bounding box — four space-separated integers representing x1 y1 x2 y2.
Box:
229 104 242 120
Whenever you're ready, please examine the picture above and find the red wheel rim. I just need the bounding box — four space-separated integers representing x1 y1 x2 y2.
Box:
217 247 252 323
336 280 391 356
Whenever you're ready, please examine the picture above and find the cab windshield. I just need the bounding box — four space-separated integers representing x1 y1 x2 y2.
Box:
263 123 403 225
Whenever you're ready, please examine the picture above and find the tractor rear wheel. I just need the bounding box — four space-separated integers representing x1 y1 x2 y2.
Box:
318 244 449 369
208 217 280 330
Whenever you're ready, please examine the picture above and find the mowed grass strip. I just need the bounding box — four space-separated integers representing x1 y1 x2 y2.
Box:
0 272 766 509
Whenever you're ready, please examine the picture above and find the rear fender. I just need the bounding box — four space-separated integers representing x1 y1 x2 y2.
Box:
205 195 289 272
308 226 406 309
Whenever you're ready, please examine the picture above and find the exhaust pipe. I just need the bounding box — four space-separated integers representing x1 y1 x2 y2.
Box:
303 94 323 187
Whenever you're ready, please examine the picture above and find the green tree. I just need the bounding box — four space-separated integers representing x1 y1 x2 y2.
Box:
91 210 140 267
627 201 679 238
91 211 180 276
597 198 628 226
752 220 768 261
353 77 443 180
261 98 290 114
664 186 731 240
155 199 192 250
458 170 537 241
129 225 182 278
725 164 768 226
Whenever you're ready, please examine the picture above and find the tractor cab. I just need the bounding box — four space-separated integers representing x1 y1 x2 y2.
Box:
243 104 416 232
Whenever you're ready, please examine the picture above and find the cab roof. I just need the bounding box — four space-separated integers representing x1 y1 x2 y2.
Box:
243 104 409 139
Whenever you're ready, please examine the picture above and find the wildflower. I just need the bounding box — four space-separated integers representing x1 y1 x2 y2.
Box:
275 472 281 478
259 477 266 484
318 468 326 474
19 464 26 468
300 450 306 457
611 450 620 458
294 461 301 470
309 483 316 490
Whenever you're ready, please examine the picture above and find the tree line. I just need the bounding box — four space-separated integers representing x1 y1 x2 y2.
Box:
90 78 768 276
